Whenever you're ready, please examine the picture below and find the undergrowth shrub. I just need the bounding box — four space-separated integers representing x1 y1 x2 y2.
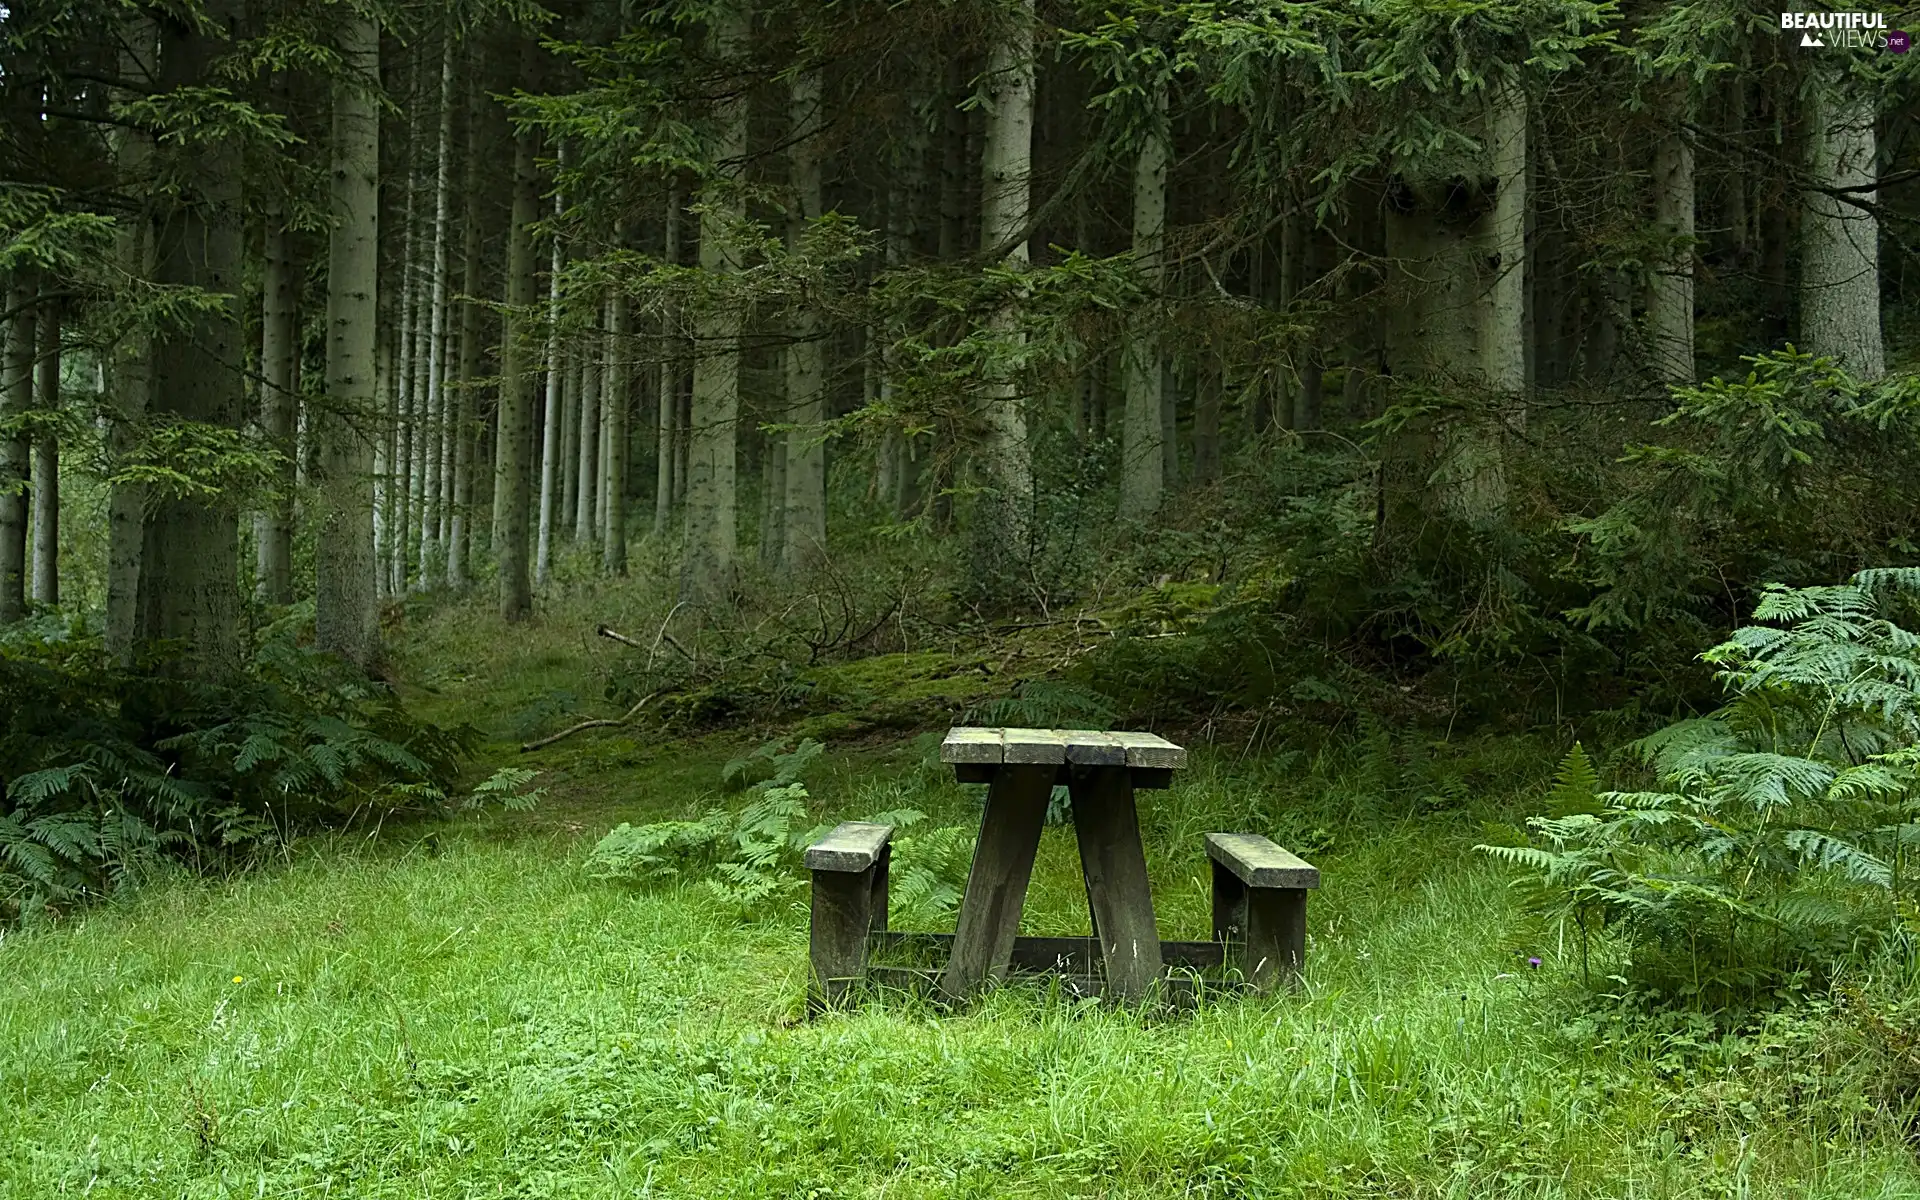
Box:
0 619 475 918
1482 569 1920 1003
586 738 974 921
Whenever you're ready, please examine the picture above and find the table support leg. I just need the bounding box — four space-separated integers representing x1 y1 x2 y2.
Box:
809 864 876 1009
939 764 1053 998
1067 765 1163 1000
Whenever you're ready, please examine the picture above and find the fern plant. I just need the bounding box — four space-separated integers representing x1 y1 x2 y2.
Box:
1480 570 1920 1002
586 738 976 919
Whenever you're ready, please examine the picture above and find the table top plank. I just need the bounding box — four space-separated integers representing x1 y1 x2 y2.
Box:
1002 728 1070 764
1063 730 1128 767
1110 730 1187 769
940 726 1006 764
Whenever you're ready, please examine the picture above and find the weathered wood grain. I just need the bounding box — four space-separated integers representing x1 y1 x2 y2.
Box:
1245 884 1309 993
1110 730 1186 769
804 821 895 872
1205 832 1321 889
940 726 1004 764
938 763 1054 997
1063 730 1127 766
1068 765 1164 1000
809 864 875 1008
1001 728 1069 764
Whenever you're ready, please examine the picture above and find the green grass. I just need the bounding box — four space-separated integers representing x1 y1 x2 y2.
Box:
5 588 1920 1195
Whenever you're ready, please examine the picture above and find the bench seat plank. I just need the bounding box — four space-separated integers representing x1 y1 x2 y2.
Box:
805 821 895 872
1205 832 1320 889
1002 728 1069 764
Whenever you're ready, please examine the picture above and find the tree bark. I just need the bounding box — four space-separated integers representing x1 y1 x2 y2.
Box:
1801 83 1883 380
977 0 1036 557
314 11 381 671
0 276 30 622
30 302 60 607
495 107 540 622
782 72 828 570
575 308 601 544
1647 116 1695 388
1119 85 1168 520
417 32 456 589
139 0 247 679
104 11 155 663
602 279 630 575
448 49 487 592
255 206 298 604
680 6 750 604
536 176 566 587
654 188 681 538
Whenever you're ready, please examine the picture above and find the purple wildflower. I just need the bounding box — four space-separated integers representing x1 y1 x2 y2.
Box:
1527 956 1542 969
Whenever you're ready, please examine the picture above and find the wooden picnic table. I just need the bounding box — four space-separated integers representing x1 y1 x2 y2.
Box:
935 726 1187 1000
804 726 1319 1007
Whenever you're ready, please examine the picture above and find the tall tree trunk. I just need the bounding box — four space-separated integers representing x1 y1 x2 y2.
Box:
139 0 246 679
654 188 680 538
1647 114 1695 387
417 33 456 589
535 179 566 587
495 108 540 622
390 155 417 598
448 51 487 592
255 207 298 604
977 0 1035 557
314 12 381 670
1119 86 1168 520
0 277 30 622
1801 83 1883 380
407 178 433 593
680 6 749 604
30 302 60 606
105 11 155 662
575 310 601 544
783 67 827 569
602 278 630 575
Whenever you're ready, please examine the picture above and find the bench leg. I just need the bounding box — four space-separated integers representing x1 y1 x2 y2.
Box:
870 843 890 935
1211 858 1248 942
1067 765 1163 1001
810 863 876 1009
939 764 1053 998
1245 885 1308 993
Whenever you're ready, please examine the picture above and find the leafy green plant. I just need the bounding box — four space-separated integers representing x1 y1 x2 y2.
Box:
586 738 974 918
0 621 475 918
1481 570 1920 1002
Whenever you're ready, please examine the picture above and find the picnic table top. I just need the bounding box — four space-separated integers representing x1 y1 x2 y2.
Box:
939 726 1186 769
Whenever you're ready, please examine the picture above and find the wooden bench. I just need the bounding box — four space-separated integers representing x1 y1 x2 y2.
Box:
805 821 893 1007
1206 832 1320 992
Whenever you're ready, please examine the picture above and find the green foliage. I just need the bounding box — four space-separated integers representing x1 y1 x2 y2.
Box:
0 622 474 918
463 767 547 813
1480 572 1920 1002
586 738 974 919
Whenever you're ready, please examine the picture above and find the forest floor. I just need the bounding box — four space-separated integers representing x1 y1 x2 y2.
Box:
5 583 1920 1198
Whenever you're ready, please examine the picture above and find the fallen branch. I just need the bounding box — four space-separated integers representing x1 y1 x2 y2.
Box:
597 612 695 666
519 691 660 753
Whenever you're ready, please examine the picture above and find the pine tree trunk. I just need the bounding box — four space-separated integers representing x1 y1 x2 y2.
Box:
535 184 566 586
30 302 60 606
603 279 630 575
575 312 601 544
391 171 417 598
314 11 381 670
495 110 540 622
977 0 1036 558
680 6 749 604
784 71 827 568
407 192 433 593
139 0 246 679
104 11 155 663
448 52 486 592
417 33 456 589
1647 115 1695 387
0 277 31 622
654 189 680 538
1801 83 1883 380
255 208 298 604
1119 87 1168 520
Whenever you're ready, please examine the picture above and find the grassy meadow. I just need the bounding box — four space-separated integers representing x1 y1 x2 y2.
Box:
5 586 1920 1198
